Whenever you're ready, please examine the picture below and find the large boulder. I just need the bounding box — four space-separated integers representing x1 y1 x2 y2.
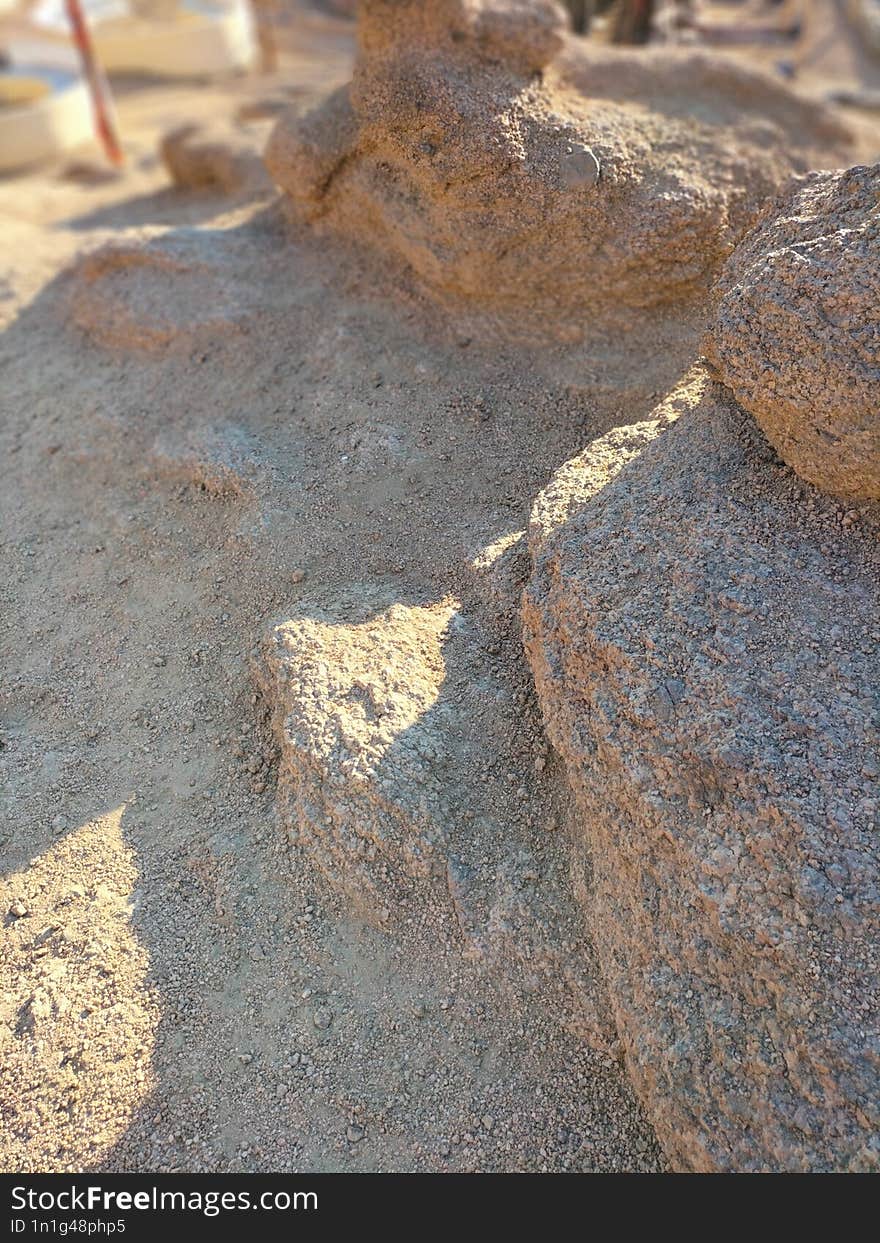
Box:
523 370 880 1170
266 0 852 330
704 162 880 502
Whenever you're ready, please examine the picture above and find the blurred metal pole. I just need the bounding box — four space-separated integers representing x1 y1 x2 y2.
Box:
64 0 124 165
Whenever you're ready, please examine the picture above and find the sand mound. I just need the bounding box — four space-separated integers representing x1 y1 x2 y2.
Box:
705 162 880 502
68 240 251 354
266 0 853 329
555 37 852 143
523 370 880 1170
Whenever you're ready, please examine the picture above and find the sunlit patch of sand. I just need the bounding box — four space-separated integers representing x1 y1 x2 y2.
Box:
0 806 159 1172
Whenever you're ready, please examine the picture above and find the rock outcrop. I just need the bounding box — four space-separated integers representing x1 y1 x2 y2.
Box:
266 0 852 329
523 369 880 1170
254 585 618 1049
704 162 880 502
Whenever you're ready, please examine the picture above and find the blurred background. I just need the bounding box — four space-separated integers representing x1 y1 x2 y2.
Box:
1 1 877 191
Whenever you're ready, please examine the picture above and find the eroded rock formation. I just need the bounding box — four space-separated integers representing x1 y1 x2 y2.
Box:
266 0 852 328
704 162 880 502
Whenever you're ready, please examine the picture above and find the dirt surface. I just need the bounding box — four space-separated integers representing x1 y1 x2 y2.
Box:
0 10 673 1174
0 3 876 1174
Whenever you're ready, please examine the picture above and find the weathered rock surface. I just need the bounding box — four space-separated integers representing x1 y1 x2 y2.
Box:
266 0 852 327
254 584 617 1049
705 162 880 502
523 370 880 1171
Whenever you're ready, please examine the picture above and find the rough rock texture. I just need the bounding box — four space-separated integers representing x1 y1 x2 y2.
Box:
266 0 852 327
254 585 618 1049
523 369 880 1171
704 163 880 502
2 13 675 1176
160 121 272 196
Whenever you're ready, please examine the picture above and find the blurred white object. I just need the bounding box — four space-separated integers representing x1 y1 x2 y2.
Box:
21 0 258 76
94 0 258 75
0 55 92 170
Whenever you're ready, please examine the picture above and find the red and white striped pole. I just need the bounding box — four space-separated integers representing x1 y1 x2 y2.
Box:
64 0 124 165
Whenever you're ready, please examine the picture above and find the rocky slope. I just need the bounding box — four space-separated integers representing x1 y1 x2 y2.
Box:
1 72 670 1163
3 0 876 1178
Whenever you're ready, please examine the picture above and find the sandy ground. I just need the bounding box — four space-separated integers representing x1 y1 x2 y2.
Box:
0 3 876 1174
